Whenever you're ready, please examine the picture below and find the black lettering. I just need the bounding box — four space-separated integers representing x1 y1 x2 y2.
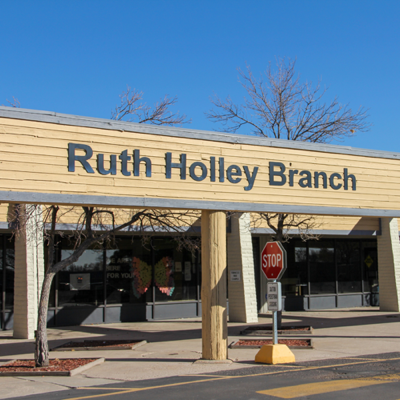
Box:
219 157 225 182
289 169 299 187
314 171 328 189
227 165 242 184
243 166 258 191
298 170 312 188
269 162 286 186
134 149 152 177
189 162 207 181
165 153 186 179
119 150 131 176
68 143 94 173
344 168 356 190
210 157 216 182
97 154 117 175
329 172 342 190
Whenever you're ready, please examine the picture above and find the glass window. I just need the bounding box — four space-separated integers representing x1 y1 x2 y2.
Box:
281 240 309 296
153 238 198 302
362 242 378 293
0 239 2 309
106 237 152 304
309 241 335 294
58 241 104 307
5 236 14 308
337 240 361 293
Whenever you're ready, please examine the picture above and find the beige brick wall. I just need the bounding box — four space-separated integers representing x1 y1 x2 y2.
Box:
377 218 400 311
13 205 44 339
227 213 258 323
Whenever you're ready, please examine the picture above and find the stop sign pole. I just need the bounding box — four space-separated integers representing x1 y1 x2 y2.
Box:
261 241 287 345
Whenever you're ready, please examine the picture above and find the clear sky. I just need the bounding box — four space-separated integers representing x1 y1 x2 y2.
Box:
1 0 399 152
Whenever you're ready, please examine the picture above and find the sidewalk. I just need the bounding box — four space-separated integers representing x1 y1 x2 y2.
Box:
1 308 400 399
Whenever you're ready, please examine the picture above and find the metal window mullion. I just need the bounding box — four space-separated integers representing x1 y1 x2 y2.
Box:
1 235 5 330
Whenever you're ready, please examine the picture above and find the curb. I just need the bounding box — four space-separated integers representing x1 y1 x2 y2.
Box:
0 358 105 376
240 326 313 336
229 339 313 350
51 340 147 352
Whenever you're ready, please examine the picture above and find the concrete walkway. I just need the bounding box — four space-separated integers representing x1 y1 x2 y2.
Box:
1 308 400 399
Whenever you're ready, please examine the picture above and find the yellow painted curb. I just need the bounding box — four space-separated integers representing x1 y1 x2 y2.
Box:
255 344 296 364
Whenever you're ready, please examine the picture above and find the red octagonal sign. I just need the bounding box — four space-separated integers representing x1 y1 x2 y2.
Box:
261 241 287 281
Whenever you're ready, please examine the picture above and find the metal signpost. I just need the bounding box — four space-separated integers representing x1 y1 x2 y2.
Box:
261 241 287 345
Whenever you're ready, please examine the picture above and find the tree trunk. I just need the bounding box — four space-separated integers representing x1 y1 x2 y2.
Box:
34 271 55 367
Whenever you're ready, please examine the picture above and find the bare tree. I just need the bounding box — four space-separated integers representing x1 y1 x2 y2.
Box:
252 213 319 243
207 58 370 239
10 205 200 367
2 96 20 108
7 88 194 367
111 86 190 126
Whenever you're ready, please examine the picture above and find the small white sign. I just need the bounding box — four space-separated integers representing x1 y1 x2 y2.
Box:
230 270 241 281
267 282 282 311
175 262 182 272
184 261 192 281
70 273 90 291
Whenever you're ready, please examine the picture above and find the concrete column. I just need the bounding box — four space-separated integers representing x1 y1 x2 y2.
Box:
201 210 227 360
377 217 400 311
227 213 258 323
13 204 44 339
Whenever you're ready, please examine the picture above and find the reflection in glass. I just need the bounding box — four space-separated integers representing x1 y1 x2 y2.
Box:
106 238 151 304
5 238 15 308
309 242 335 294
0 246 2 308
281 241 308 296
154 238 197 302
337 241 361 293
58 249 104 306
363 244 378 293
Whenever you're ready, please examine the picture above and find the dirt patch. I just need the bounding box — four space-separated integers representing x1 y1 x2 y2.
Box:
230 339 313 349
0 358 96 373
240 325 312 335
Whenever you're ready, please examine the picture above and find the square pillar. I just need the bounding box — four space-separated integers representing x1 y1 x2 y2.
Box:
201 210 227 360
227 213 258 323
12 205 44 339
377 217 400 311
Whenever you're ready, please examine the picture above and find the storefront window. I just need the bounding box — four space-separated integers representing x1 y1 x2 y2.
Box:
309 241 335 294
362 242 378 293
0 244 2 309
153 238 197 302
58 244 104 307
5 237 14 308
337 240 361 293
106 237 152 304
281 240 308 296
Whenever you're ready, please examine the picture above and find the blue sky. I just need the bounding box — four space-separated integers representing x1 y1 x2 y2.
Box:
1 0 399 152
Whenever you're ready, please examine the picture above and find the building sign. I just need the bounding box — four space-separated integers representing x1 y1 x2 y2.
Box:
1 109 400 217
230 270 241 281
68 144 357 192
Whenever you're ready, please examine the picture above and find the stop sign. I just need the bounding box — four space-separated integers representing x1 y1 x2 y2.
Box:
261 241 287 281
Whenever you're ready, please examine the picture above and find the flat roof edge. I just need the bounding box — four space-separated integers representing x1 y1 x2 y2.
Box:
1 190 400 218
0 106 399 161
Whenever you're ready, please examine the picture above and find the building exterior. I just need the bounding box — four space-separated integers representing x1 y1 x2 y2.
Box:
0 107 399 341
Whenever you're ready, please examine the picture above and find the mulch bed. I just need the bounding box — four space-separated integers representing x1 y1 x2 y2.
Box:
0 358 97 373
52 339 146 351
230 339 313 349
240 325 313 336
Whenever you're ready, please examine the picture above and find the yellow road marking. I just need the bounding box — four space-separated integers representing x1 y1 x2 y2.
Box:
257 373 400 398
68 356 400 400
258 379 383 398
